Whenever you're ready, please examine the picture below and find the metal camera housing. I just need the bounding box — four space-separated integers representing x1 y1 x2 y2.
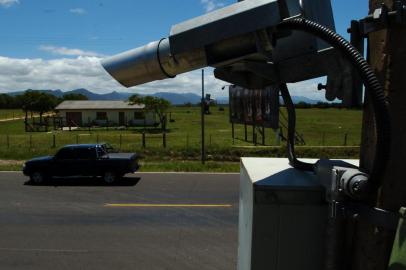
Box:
102 0 342 94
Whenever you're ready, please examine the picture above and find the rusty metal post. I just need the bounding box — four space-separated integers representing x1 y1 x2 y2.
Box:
352 1 406 269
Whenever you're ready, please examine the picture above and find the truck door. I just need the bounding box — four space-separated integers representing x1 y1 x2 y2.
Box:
74 147 98 176
53 147 77 177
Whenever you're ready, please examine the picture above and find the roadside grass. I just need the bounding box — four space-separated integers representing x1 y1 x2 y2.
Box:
0 146 360 172
0 160 240 173
0 107 362 164
139 161 240 173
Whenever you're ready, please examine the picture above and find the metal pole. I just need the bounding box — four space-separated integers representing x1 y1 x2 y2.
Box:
232 123 235 145
344 133 348 146
353 2 406 269
201 69 205 164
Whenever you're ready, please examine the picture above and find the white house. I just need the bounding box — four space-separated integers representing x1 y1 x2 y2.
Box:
55 100 157 127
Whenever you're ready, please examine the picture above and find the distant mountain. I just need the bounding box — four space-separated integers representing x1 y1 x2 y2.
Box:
1 89 322 105
2 89 202 105
152 92 201 105
6 89 65 98
217 95 321 105
68 89 133 101
291 96 321 105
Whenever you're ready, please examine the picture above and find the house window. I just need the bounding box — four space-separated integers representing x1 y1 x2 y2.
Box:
96 112 107 120
134 111 145 120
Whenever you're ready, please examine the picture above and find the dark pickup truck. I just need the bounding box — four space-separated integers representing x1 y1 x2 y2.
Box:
23 144 139 184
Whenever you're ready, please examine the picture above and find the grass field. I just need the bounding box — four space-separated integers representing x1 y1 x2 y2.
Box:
0 106 363 167
0 109 26 120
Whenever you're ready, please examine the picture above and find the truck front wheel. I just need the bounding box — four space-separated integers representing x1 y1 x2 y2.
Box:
30 172 46 185
103 171 117 184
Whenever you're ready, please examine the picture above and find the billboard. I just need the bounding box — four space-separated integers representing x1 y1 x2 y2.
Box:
229 85 279 129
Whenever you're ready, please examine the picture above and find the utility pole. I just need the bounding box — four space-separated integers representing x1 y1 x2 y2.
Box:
352 1 406 269
201 69 206 164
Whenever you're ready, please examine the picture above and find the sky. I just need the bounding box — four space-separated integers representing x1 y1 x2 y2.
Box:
0 0 369 100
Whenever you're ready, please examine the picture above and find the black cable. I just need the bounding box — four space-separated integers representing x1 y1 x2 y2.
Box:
276 18 391 189
280 83 314 171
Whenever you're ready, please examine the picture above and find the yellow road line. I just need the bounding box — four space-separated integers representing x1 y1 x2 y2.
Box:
105 203 232 208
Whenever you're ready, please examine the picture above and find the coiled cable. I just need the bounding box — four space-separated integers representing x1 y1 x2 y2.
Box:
276 18 391 189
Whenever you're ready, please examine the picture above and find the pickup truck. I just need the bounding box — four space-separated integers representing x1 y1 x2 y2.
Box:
23 144 139 184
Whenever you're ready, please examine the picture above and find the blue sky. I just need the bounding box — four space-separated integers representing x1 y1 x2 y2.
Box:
0 0 369 99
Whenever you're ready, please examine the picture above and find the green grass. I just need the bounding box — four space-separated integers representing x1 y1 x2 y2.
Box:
0 107 363 163
0 109 25 120
0 163 23 171
0 160 239 172
139 161 240 173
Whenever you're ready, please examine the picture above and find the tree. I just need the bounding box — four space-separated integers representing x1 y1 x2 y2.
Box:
17 91 58 123
0 94 17 109
128 95 171 130
16 90 40 121
32 92 58 122
62 93 88 101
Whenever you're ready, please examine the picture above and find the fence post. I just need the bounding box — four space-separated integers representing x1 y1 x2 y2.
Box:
322 132 326 146
244 123 248 141
344 133 348 146
275 128 281 146
232 123 235 145
142 132 146 148
186 134 189 150
52 134 56 148
163 132 166 148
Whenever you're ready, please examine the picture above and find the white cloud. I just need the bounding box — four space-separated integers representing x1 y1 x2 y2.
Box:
39 45 104 57
69 8 86 15
200 0 225 12
0 0 19 8
0 54 326 101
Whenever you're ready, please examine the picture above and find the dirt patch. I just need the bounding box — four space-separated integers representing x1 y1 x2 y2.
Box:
0 160 24 166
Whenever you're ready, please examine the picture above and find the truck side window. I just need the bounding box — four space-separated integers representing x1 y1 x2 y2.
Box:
76 147 97 160
56 147 75 160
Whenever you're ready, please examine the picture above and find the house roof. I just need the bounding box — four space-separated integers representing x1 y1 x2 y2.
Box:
55 100 145 110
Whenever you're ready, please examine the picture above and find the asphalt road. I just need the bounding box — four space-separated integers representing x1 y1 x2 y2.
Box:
0 172 240 270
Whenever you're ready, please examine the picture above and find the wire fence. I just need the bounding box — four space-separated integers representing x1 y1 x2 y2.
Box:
0 130 359 155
